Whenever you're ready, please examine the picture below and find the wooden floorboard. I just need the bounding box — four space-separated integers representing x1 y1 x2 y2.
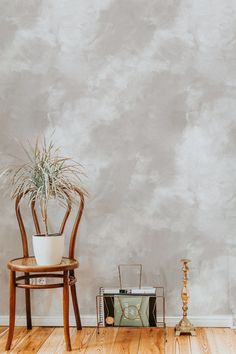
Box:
10 327 54 353
0 327 28 352
83 327 118 354
205 328 222 354
189 328 211 354
165 327 176 354
71 327 96 353
0 327 7 336
174 334 191 354
0 326 235 353
37 328 75 354
111 327 141 354
138 328 164 354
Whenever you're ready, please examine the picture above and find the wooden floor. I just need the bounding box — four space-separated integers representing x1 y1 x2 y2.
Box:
0 326 236 353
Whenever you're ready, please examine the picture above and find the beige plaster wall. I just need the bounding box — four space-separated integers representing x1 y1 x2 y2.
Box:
0 0 236 320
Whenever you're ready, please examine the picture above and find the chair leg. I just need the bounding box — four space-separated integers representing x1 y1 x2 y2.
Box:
63 271 72 351
25 273 32 329
70 271 82 330
5 271 16 351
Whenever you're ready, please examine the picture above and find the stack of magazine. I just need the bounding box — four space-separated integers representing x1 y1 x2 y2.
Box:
99 286 157 327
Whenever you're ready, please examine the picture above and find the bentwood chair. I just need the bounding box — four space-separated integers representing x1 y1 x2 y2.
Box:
5 187 84 352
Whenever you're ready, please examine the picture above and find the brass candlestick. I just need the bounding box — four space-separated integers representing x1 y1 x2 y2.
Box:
175 259 196 336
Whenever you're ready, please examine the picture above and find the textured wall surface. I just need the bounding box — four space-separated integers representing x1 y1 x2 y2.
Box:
0 0 236 321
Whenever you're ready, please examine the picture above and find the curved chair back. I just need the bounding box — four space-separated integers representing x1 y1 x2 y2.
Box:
15 187 85 259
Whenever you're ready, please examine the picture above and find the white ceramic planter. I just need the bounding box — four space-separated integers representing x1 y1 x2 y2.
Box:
32 233 65 265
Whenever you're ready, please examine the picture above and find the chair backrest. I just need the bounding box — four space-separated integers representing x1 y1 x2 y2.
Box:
15 187 85 259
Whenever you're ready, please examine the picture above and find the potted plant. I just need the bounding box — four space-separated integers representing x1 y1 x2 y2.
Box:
1 139 86 265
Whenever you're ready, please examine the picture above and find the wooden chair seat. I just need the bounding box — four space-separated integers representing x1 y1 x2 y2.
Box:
8 257 79 272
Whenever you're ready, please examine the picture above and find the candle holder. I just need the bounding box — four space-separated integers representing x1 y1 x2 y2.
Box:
175 259 196 336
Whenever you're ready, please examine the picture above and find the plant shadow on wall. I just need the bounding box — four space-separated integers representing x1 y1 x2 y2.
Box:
0 138 88 265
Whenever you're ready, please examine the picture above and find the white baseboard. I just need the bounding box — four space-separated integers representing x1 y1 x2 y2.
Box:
165 315 233 328
0 315 97 327
0 315 233 328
